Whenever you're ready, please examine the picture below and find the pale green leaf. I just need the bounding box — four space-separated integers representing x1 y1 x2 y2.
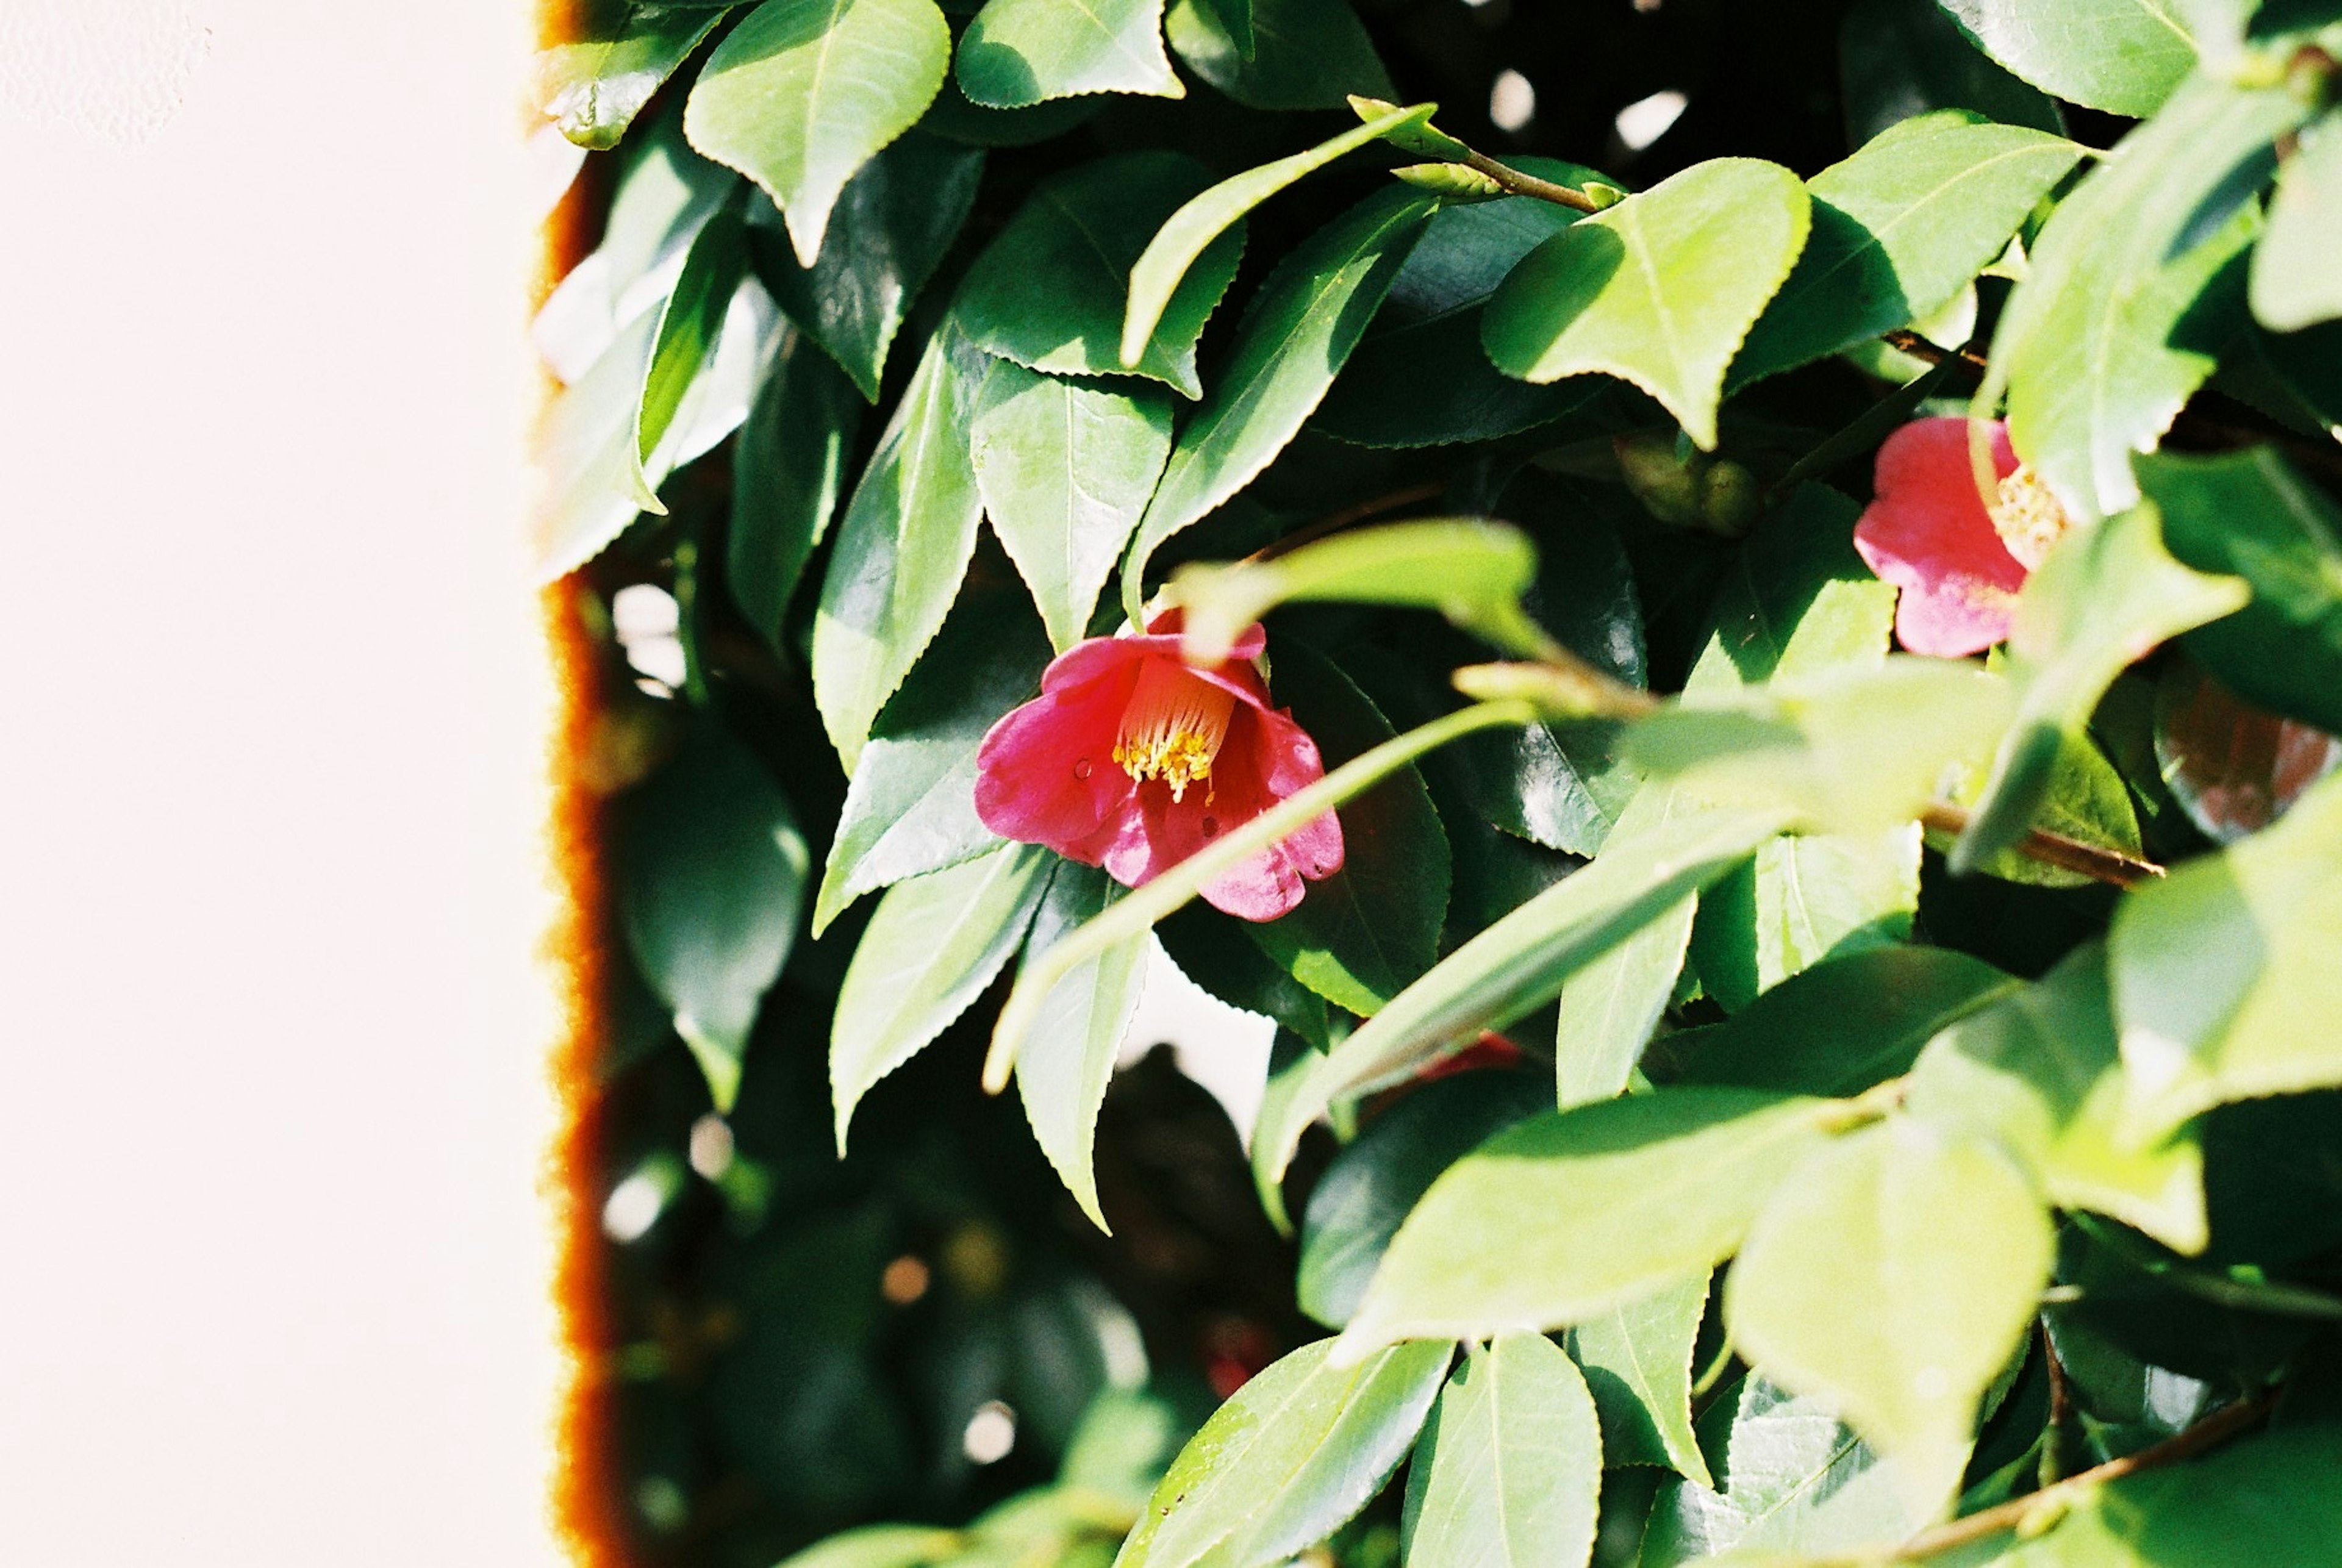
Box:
1691 826 1922 1014
2252 112 2342 331
812 327 992 770
2000 1426 2342 1564
959 152 1244 399
775 1524 964 1568
686 0 952 267
830 844 1056 1148
1733 113 2083 384
1724 1117 2054 1511
1400 1337 1603 1568
1015 866 1150 1230
1555 891 1695 1108
1566 1275 1713 1486
1482 159 1811 449
1252 801 1797 1190
535 2 728 151
1163 0 1391 111
1123 187 1436 612
2110 770 2342 1136
1116 1339 1451 1568
1907 943 2208 1254
1336 1089 1836 1355
958 0 1183 108
1951 503 2246 870
1119 101 1434 365
972 360 1175 650
812 583 1053 934
1936 0 2199 117
618 722 809 1112
1982 75 2312 520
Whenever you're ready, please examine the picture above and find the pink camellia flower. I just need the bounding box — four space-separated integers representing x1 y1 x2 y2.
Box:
1853 416 2074 657
973 612 1343 922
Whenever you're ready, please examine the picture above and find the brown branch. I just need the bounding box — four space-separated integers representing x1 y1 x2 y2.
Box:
1888 1395 2272 1561
1921 801 2164 889
1461 151 1605 213
1882 329 1991 374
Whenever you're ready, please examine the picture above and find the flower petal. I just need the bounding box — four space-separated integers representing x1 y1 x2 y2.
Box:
973 666 1139 851
1855 417 2028 658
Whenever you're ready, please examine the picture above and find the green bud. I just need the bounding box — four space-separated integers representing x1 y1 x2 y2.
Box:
1698 460 1760 538
1391 162 1505 201
1614 433 1705 528
1345 93 1474 160
1579 181 1629 210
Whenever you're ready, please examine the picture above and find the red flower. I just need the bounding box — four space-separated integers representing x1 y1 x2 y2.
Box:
1853 417 2074 657
973 614 1343 922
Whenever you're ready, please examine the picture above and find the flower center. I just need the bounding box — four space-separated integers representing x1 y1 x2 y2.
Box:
1112 659 1236 803
1988 464 2072 571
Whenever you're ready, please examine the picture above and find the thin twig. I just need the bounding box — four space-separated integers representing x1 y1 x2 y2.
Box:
1887 1395 2271 1561
1460 151 1605 213
1921 801 2164 889
1882 329 1991 374
1249 482 1447 564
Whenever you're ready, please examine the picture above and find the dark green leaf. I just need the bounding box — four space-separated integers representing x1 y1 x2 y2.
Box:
746 132 984 400
1482 159 1811 449
1838 0 2063 146
1163 0 1391 111
956 0 1183 108
619 721 811 1110
813 579 1053 933
535 1 729 151
1159 906 1333 1049
1401 1337 1603 1568
685 0 952 266
1248 645 1450 1015
2002 1425 2342 1563
728 325 864 646
829 844 1056 1147
1337 1089 1836 1355
1296 1070 1548 1327
959 153 1244 401
1123 187 1436 610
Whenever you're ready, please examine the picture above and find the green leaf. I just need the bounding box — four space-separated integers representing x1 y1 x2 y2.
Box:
1982 75 2312 521
1117 1339 1452 1568
1907 942 2208 1253
1252 803 1797 1190
1667 945 2019 1098
1482 159 1811 449
1170 518 1546 666
2108 770 2342 1136
1336 1089 1836 1355
1123 187 1436 610
1690 825 1922 1014
1733 114 2082 385
830 844 1056 1148
685 0 952 267
957 0 1183 107
813 581 1054 934
1161 910 1333 1050
2002 1426 2342 1563
1939 725 2144 888
1637 1376 1933 1566
775 1524 965 1568
959 154 1244 400
2253 112 2342 331
972 360 1175 650
1400 1337 1603 1568
1555 889 1696 1108
1952 503 2247 870
1313 179 1614 448
618 721 810 1111
1014 865 1150 1229
1838 0 2064 146
535 1 728 151
812 326 992 770
1724 1117 2054 1509
747 131 984 399
1164 0 1391 110
1119 101 1435 365
1565 1275 1713 1485
1296 1070 1549 1327
2141 447 2342 736
728 326 864 647
1685 483 1900 693
1248 645 1450 1015
1937 0 2199 118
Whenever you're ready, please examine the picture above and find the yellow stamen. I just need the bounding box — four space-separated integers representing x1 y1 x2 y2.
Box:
1988 464 2072 571
1112 659 1236 803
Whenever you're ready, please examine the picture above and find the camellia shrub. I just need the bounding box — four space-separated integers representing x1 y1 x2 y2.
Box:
533 0 2342 1564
